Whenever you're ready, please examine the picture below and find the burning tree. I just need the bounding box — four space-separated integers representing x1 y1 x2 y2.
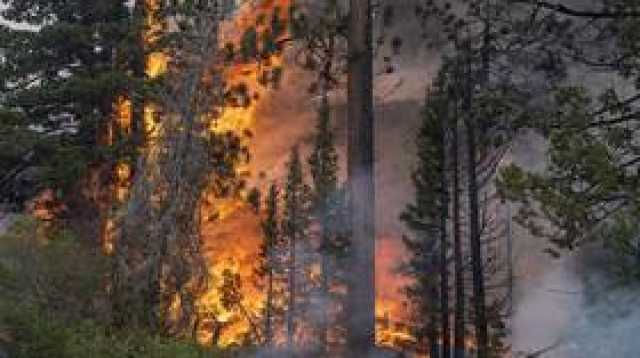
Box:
112 1 245 336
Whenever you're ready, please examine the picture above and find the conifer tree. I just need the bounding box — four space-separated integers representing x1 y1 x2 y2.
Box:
113 1 245 336
259 183 281 347
460 37 489 358
307 92 339 353
0 0 134 204
282 146 312 351
401 73 450 358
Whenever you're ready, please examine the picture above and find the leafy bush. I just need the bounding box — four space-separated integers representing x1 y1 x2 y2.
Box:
0 217 222 358
0 303 214 358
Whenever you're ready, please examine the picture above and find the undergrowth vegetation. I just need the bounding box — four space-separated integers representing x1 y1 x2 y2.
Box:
0 216 223 358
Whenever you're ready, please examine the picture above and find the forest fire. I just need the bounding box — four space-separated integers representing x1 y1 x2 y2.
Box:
97 0 294 347
100 0 167 254
196 1 419 350
102 0 416 352
196 0 292 347
8 0 639 356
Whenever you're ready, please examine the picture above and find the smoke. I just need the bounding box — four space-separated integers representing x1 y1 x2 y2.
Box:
506 131 581 357
510 253 584 357
0 213 13 235
508 131 640 357
512 246 640 358
559 250 640 358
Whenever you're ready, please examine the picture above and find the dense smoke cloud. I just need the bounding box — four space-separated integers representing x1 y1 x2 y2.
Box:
559 263 640 358
512 244 640 357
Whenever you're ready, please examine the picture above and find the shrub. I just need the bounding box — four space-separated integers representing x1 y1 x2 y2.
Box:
0 216 222 358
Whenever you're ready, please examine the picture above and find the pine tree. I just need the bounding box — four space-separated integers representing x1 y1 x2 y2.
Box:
113 1 243 336
282 146 312 351
0 1 136 208
259 183 281 347
307 92 339 353
459 37 489 358
401 74 450 358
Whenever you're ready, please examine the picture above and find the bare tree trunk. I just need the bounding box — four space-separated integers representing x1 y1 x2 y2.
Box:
287 219 296 351
131 0 146 148
318 17 340 352
265 250 274 346
319 191 330 354
429 310 440 358
440 106 451 358
319 65 332 356
452 48 466 358
346 0 376 354
464 41 488 358
452 96 466 358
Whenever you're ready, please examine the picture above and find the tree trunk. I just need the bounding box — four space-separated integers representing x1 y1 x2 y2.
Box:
319 83 331 356
464 41 488 358
131 0 146 148
440 106 451 358
265 250 274 346
429 312 440 358
320 227 330 354
347 0 376 354
452 87 466 358
288 221 296 351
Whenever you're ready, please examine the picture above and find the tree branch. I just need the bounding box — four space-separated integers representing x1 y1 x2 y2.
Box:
520 1 640 18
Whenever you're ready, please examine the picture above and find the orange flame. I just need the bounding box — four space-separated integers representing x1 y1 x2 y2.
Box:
196 0 293 347
106 1 424 353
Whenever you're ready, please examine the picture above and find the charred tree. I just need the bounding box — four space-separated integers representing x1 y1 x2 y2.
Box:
451 55 466 358
346 0 376 353
439 70 452 358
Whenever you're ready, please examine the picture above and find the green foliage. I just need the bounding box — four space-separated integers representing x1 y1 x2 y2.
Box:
260 183 281 274
600 212 640 281
0 216 221 357
308 100 338 205
306 97 348 351
498 86 640 256
400 78 448 344
1 305 214 358
0 217 109 315
240 27 258 61
0 1 137 205
287 2 347 94
282 147 312 240
307 99 348 256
